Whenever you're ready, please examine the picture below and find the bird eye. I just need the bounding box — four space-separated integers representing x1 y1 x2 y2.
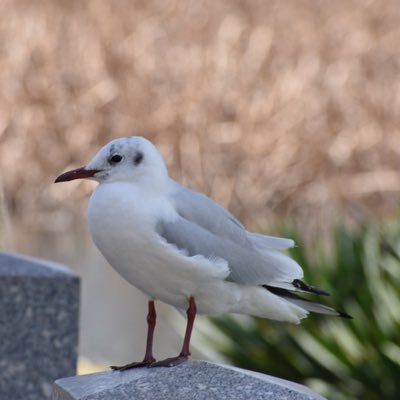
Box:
109 154 123 164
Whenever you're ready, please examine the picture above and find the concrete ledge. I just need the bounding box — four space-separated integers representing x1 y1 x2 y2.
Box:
52 360 326 400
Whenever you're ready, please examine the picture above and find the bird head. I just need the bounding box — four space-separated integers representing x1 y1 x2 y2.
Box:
55 136 168 186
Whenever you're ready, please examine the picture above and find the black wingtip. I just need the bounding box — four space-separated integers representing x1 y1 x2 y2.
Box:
292 279 330 296
338 310 353 319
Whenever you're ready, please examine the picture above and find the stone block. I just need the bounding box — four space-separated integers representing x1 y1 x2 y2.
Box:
0 252 80 400
52 360 326 400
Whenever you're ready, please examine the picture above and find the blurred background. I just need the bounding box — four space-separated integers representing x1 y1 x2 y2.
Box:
1 0 400 398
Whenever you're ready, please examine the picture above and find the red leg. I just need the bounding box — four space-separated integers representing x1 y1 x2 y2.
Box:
150 297 197 367
143 300 156 361
111 300 157 371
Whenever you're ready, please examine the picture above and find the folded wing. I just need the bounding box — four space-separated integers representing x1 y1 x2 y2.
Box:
158 181 304 286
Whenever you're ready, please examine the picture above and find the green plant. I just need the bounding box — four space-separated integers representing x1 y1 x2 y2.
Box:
207 223 400 399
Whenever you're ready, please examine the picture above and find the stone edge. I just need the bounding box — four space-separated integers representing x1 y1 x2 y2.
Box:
0 251 78 277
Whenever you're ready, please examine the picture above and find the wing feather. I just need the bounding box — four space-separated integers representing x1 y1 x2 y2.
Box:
157 181 303 285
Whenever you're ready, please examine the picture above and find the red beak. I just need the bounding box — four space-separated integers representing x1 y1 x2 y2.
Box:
54 167 99 183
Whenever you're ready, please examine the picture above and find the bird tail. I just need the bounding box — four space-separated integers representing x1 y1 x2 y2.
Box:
264 286 352 318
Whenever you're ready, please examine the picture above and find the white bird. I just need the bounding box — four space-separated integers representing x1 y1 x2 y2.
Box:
55 136 350 369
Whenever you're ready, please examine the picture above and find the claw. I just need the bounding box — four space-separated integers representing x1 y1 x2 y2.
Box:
111 357 156 371
148 355 188 368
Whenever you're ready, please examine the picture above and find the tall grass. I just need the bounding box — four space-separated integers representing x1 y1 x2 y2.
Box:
207 223 400 399
0 1 399 238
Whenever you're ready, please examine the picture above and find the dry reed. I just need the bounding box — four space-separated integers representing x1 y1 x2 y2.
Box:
1 0 399 237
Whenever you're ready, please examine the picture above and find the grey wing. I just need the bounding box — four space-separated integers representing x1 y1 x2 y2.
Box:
247 232 295 251
158 181 303 285
169 181 249 246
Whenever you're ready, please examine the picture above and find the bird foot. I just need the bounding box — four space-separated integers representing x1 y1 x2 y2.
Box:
148 355 188 368
111 357 156 371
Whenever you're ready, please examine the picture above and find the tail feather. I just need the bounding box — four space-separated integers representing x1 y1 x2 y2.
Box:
265 286 352 319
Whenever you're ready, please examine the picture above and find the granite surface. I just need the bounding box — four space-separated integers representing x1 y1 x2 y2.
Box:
52 360 326 400
0 252 80 400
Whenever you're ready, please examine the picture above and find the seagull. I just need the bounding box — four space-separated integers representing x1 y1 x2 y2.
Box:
55 136 350 369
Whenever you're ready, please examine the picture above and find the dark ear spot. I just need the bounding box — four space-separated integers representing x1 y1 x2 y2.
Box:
133 151 144 165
